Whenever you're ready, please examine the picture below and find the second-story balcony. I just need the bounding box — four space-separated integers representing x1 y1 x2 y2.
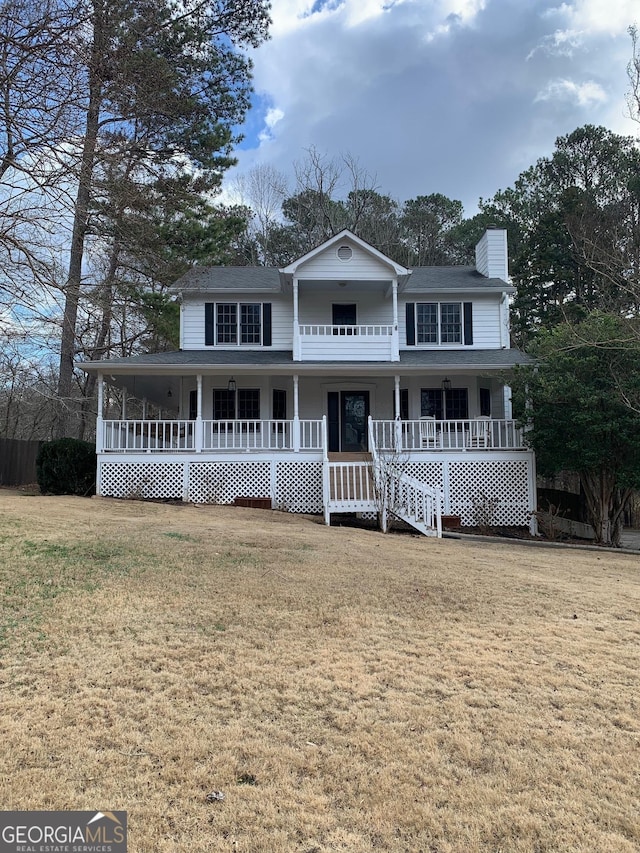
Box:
294 323 398 361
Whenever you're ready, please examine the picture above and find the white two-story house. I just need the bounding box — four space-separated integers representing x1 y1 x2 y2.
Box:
79 228 536 536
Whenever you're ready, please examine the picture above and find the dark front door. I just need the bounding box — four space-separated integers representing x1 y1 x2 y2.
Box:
340 391 369 452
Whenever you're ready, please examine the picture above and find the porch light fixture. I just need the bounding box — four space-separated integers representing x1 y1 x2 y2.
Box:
441 377 452 392
227 377 237 393
167 389 172 398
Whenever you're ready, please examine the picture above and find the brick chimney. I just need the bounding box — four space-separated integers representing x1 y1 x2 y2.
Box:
475 227 508 281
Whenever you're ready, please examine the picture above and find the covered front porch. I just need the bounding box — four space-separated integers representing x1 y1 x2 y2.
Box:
82 354 536 531
91 356 525 456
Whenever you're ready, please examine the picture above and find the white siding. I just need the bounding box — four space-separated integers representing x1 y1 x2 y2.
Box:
398 295 502 349
472 298 501 348
298 290 392 326
182 296 205 348
475 229 508 280
296 238 396 281
181 294 293 350
272 298 294 347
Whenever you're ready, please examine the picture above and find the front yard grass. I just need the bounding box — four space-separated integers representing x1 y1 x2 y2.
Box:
1 494 639 852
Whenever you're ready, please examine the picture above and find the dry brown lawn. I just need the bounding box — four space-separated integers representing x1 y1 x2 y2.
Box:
0 493 639 853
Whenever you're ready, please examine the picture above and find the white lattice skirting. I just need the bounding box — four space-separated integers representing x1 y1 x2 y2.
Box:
98 454 534 525
99 459 324 514
403 459 534 526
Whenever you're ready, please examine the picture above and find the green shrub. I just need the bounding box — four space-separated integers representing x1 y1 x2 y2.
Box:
36 438 96 496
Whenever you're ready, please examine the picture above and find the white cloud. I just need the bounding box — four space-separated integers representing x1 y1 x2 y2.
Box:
534 78 608 106
228 0 639 216
258 107 285 143
546 0 638 37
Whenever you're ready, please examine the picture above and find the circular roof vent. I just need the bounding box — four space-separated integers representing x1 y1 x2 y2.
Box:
337 245 353 261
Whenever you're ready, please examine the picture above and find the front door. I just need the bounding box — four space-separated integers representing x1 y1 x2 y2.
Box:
341 391 369 452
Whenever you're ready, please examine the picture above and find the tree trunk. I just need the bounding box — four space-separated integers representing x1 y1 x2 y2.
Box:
78 235 121 440
580 469 631 547
56 8 104 437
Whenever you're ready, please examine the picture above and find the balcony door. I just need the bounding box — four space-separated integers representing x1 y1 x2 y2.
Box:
332 303 357 334
327 391 370 452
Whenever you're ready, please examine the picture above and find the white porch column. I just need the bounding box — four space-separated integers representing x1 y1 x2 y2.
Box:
293 374 300 452
96 373 104 454
391 278 400 362
195 374 203 452
394 374 402 452
121 390 127 420
293 278 301 361
142 398 147 420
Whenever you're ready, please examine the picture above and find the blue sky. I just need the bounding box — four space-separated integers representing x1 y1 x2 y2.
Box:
227 0 639 216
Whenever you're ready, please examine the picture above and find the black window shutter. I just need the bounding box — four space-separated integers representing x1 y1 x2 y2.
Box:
205 303 215 346
463 302 473 345
406 303 415 346
262 303 272 346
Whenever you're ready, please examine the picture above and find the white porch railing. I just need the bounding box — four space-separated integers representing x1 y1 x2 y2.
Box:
101 418 523 453
202 419 292 451
372 418 524 452
103 420 195 452
101 419 324 453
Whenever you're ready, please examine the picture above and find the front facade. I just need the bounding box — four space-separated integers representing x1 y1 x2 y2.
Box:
80 228 536 535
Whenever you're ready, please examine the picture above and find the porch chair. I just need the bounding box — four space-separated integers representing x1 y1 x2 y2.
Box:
467 417 492 448
419 416 437 449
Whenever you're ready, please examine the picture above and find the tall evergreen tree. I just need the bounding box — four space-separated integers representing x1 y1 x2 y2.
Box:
481 125 640 346
49 0 270 435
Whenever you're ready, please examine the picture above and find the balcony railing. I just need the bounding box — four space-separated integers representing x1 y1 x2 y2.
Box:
296 324 398 361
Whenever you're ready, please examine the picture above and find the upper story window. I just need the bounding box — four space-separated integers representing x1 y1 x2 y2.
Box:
216 303 260 344
406 301 473 347
417 302 461 344
205 303 272 347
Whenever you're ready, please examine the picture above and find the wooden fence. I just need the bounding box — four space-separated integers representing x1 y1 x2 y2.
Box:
0 438 42 487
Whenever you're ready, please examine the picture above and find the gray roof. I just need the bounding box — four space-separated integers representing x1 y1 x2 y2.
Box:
170 264 513 295
405 267 514 293
79 348 533 373
172 267 283 293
